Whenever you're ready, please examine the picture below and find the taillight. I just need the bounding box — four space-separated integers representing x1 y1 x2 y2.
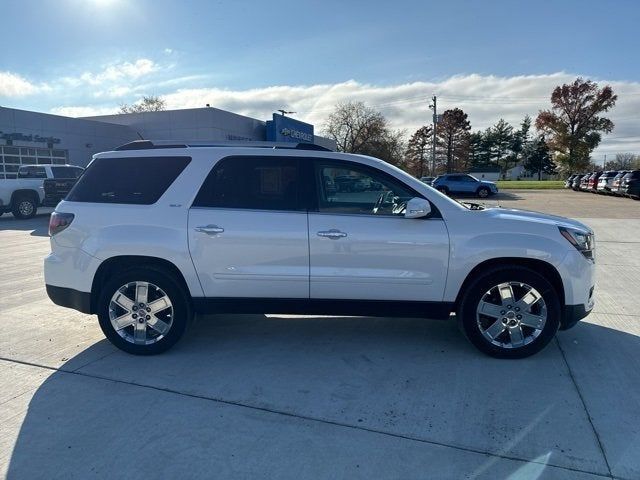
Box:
49 212 74 236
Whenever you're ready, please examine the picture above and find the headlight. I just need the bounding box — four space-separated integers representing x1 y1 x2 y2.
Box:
559 226 595 261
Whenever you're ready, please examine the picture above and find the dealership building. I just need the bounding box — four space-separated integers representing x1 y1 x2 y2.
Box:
0 106 335 178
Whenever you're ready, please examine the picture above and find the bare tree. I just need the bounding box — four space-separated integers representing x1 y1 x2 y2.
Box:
119 95 167 114
604 153 639 170
323 101 405 166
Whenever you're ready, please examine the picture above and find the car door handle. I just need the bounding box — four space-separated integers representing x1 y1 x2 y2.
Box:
317 229 347 239
195 225 224 235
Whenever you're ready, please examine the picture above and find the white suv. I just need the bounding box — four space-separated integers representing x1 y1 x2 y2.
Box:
44 141 595 358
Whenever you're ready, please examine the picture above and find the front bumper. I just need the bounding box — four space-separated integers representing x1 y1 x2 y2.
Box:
556 249 595 330
561 303 592 330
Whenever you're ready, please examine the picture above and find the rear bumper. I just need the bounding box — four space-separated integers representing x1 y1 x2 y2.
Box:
46 284 92 314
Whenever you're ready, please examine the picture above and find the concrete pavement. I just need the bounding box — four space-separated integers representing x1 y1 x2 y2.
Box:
1 191 639 479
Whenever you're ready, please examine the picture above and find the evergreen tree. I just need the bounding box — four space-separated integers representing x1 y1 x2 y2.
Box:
468 132 485 168
437 108 471 173
523 136 557 180
404 125 433 177
490 119 514 174
509 115 531 167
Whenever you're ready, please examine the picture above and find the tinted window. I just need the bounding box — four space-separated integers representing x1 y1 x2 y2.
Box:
67 156 190 204
51 166 83 179
193 156 301 211
314 161 415 216
18 166 47 179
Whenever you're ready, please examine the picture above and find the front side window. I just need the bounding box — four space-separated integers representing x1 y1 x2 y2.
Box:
193 156 302 211
67 156 190 204
315 162 415 216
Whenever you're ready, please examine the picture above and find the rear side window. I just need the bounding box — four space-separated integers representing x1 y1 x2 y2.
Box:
193 156 301 211
18 166 46 179
67 156 190 204
51 166 83 179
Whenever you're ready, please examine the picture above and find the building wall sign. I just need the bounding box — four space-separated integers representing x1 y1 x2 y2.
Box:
0 131 61 145
265 114 314 144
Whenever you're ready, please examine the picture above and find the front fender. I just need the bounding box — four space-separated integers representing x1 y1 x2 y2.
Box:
443 230 570 302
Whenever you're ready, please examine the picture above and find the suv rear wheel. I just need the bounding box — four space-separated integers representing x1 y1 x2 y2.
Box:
97 266 192 355
12 195 38 219
457 266 560 359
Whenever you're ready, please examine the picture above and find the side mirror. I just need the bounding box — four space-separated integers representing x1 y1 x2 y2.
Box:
405 197 432 219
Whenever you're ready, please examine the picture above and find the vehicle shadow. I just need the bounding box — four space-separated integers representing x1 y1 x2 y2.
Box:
5 316 637 478
0 213 51 237
451 191 523 202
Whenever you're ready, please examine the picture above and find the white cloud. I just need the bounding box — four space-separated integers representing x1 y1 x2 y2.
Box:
162 74 640 156
73 58 157 86
92 85 132 99
0 71 49 97
163 48 173 55
50 105 118 117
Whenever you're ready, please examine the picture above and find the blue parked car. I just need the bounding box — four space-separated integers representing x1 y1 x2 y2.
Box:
432 173 498 198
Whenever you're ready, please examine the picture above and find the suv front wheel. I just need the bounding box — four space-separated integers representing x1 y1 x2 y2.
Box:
97 266 192 355
476 187 490 198
457 266 560 359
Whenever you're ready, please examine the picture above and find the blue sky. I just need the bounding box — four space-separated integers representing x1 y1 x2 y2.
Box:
1 0 639 156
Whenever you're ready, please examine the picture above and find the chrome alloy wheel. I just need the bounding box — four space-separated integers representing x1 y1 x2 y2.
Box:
18 201 34 216
476 281 547 349
109 281 174 345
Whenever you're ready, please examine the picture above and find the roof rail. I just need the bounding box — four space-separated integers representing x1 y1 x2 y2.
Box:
114 140 332 152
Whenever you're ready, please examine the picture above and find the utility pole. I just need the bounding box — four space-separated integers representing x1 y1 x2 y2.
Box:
429 95 437 175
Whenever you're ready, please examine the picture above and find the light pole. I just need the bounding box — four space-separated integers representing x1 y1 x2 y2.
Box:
429 96 437 176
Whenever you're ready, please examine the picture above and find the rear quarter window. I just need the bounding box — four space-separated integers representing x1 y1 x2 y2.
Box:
66 156 191 204
51 166 84 179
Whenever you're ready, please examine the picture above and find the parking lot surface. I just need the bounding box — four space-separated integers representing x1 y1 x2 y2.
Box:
0 191 639 479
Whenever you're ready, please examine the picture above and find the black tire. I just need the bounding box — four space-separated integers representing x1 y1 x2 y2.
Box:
457 266 561 359
11 195 38 219
477 187 490 198
97 266 192 355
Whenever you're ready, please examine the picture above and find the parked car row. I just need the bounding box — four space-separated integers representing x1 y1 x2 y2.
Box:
565 170 640 199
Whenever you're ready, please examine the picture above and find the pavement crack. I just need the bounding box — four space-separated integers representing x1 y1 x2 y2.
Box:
0 355 613 479
555 338 614 479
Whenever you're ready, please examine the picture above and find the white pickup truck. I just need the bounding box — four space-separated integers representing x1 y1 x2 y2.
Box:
0 165 83 219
